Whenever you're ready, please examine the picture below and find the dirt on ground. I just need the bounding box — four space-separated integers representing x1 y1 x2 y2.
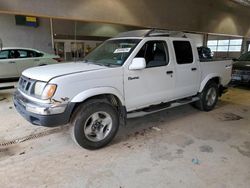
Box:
0 87 250 188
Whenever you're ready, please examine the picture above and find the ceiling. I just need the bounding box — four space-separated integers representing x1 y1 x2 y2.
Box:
232 0 250 6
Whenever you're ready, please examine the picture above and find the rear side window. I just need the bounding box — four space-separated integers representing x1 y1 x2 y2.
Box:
173 41 193 64
18 50 28 58
136 41 169 68
18 50 41 58
35 52 44 57
26 50 39 58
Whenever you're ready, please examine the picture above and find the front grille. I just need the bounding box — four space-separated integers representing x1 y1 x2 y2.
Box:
18 76 36 95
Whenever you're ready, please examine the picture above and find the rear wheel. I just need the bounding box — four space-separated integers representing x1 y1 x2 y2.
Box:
70 99 119 150
193 82 219 111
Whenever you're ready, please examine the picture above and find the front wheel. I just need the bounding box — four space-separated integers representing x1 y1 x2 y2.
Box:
193 82 219 111
70 100 119 150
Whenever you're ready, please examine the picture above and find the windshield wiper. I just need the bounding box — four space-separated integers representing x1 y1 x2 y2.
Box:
83 59 120 67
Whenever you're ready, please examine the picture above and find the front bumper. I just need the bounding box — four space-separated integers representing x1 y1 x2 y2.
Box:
231 72 250 84
13 90 75 127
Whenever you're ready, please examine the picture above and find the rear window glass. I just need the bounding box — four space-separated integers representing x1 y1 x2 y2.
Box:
35 52 44 57
18 50 28 58
173 41 193 64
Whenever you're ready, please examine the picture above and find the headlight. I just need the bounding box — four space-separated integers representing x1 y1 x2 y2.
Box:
34 81 57 100
34 81 47 96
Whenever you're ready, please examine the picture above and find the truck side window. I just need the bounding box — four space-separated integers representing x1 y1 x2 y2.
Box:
173 41 193 64
136 41 169 68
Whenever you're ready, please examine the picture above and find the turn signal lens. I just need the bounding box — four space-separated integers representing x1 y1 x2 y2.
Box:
41 84 57 100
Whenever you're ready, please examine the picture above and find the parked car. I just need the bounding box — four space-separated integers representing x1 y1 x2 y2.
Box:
0 47 61 88
231 51 250 85
14 29 232 150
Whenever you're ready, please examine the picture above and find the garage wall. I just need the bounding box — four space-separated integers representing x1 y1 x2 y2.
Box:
53 19 140 38
0 14 52 53
0 0 250 37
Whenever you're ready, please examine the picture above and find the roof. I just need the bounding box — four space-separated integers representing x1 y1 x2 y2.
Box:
1 47 43 53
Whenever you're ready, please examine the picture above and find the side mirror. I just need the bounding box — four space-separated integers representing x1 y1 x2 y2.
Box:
129 58 146 70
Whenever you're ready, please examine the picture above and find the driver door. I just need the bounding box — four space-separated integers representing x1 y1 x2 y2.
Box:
0 50 19 79
124 40 175 111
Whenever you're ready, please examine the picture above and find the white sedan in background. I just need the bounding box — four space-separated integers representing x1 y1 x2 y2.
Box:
0 47 61 88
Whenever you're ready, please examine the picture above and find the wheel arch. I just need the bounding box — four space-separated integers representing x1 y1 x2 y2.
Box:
199 74 221 92
71 87 125 105
70 87 126 125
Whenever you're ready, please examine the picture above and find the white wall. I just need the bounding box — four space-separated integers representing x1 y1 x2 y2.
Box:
0 14 53 53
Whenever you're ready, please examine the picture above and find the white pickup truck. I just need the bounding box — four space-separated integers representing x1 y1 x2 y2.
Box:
14 30 232 149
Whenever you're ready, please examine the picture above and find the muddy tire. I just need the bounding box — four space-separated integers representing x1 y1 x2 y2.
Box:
193 82 219 111
70 99 119 150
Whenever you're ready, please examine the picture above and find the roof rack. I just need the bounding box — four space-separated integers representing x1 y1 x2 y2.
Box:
115 29 187 38
146 29 187 38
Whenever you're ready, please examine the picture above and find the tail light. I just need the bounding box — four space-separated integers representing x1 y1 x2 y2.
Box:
231 69 235 75
53 57 62 62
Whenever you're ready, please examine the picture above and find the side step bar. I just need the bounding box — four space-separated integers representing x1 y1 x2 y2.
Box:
127 96 200 118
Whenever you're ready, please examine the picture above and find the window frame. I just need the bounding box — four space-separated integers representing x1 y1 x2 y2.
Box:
135 40 169 69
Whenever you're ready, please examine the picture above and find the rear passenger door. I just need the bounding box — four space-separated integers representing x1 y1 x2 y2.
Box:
14 49 36 75
124 40 175 111
173 40 200 98
0 50 19 79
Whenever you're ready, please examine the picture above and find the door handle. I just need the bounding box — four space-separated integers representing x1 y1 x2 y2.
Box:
8 61 16 64
166 71 174 74
191 68 197 71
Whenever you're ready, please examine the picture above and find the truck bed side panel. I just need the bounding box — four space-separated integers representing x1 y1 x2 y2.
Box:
199 60 232 92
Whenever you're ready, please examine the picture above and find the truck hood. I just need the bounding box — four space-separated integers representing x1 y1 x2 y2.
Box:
22 62 107 82
233 61 250 71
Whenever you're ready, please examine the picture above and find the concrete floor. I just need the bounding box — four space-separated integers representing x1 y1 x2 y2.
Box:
0 87 250 188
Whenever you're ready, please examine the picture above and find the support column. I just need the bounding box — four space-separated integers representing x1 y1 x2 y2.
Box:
50 18 55 52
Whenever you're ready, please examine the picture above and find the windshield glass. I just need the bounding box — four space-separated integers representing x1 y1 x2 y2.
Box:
238 52 250 61
83 39 141 66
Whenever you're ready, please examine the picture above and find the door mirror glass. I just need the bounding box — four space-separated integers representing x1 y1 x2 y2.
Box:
129 58 146 70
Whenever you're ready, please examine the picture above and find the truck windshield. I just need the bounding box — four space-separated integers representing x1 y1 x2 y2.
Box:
238 52 250 61
83 39 141 66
